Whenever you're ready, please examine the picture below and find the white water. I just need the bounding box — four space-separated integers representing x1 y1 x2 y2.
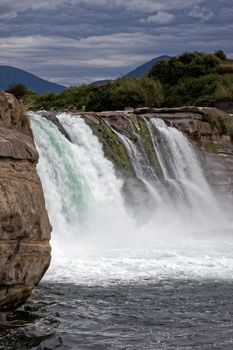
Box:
148 119 226 224
109 125 162 204
30 112 233 285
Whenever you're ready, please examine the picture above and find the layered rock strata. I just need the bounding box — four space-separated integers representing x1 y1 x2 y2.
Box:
0 93 51 311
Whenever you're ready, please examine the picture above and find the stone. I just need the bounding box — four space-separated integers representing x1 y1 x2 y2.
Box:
0 93 51 311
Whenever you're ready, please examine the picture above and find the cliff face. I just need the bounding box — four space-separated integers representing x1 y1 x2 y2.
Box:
0 93 51 311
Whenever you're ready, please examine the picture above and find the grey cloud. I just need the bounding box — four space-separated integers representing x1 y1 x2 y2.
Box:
142 11 174 24
188 5 213 21
0 0 232 85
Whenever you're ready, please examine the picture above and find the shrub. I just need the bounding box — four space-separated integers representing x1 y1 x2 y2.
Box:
5 84 34 99
202 114 233 136
214 50 227 60
164 74 221 107
32 77 164 111
149 51 222 86
214 76 233 101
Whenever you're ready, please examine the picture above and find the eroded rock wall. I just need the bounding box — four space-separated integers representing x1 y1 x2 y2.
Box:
0 93 51 311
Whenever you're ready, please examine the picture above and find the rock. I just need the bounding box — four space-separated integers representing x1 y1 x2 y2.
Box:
134 106 230 120
0 93 32 136
0 127 38 161
41 113 72 142
0 93 51 311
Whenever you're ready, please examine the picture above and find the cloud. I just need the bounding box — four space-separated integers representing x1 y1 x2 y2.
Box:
0 11 18 20
0 0 232 84
188 5 213 21
143 11 174 24
0 33 157 84
0 0 206 17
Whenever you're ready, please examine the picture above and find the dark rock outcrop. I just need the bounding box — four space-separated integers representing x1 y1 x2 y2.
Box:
0 92 51 311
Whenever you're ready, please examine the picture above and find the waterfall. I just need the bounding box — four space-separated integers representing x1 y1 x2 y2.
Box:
109 118 223 226
108 124 162 205
147 118 221 214
30 112 136 257
29 111 232 284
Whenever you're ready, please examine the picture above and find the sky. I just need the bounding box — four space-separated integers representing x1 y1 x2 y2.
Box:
0 0 232 86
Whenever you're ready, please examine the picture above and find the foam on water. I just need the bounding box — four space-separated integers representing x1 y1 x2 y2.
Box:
30 112 233 285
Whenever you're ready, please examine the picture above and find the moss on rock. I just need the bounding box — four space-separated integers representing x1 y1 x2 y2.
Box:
86 118 135 176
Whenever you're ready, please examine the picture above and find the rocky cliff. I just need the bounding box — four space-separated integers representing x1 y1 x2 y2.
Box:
0 93 51 311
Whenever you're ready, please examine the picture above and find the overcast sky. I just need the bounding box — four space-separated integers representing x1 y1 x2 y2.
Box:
0 0 232 86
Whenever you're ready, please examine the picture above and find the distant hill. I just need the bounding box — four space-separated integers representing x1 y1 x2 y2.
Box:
93 55 170 85
126 55 169 78
0 65 65 93
90 79 111 86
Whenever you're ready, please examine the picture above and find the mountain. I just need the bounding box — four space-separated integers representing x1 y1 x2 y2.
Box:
126 55 170 78
93 55 170 85
0 65 65 93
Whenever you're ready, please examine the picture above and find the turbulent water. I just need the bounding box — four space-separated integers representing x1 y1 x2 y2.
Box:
1 112 233 350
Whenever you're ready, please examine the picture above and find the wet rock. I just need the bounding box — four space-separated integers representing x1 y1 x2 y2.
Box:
41 113 72 142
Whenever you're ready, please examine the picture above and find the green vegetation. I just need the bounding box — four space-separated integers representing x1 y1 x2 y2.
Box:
149 52 221 85
30 77 163 112
5 83 35 100
204 142 218 154
6 51 233 112
202 114 233 138
163 74 233 107
149 51 233 108
137 118 163 177
88 118 134 175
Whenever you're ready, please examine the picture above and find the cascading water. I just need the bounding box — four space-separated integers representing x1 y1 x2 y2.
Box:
147 118 225 224
30 112 136 257
108 123 162 205
30 112 233 285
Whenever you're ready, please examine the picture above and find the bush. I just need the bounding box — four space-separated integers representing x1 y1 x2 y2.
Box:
214 76 233 101
149 51 222 86
148 50 233 108
32 77 164 111
164 74 221 107
202 114 233 136
106 77 163 110
5 84 34 99
214 50 227 60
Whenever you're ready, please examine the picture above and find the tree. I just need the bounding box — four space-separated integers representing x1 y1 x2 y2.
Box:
214 50 227 61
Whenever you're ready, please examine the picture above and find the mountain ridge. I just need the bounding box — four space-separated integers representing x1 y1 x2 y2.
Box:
125 55 170 78
93 55 170 85
0 65 65 93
